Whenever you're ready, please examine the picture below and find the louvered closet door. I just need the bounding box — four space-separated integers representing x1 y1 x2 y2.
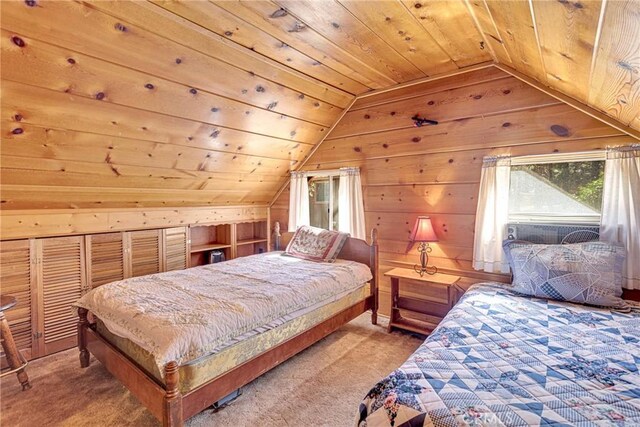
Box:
0 240 37 359
37 236 87 356
163 227 189 271
86 233 124 288
125 230 161 278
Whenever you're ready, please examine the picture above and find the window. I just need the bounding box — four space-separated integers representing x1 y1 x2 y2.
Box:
308 174 340 230
508 152 605 224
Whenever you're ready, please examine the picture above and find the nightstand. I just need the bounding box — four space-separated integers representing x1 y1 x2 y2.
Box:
384 268 463 335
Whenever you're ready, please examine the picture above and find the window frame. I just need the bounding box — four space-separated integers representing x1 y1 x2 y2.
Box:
508 151 606 225
307 170 341 231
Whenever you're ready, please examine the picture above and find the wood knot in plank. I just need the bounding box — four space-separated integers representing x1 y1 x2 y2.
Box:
550 124 570 137
270 8 287 18
12 36 25 47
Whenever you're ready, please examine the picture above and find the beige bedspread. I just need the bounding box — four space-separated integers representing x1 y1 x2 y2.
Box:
74 252 371 375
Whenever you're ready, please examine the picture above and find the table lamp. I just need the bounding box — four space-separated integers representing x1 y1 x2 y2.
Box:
409 216 438 276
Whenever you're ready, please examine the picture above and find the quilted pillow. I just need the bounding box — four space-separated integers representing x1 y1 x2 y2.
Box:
285 225 349 263
502 240 627 309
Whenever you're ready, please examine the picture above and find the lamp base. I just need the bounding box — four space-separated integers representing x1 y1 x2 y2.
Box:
415 242 437 276
414 264 438 276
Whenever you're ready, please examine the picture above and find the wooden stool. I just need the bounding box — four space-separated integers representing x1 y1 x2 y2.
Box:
0 295 31 390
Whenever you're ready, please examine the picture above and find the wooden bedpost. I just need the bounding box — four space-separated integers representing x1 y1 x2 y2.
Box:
163 361 183 427
78 308 90 368
370 228 379 325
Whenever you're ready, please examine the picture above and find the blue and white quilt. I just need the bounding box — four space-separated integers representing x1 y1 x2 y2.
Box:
358 283 640 426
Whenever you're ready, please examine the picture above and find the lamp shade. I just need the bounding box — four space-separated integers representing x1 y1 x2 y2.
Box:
409 216 438 242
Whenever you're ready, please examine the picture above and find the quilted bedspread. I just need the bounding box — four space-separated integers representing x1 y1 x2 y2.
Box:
359 283 640 426
74 252 371 375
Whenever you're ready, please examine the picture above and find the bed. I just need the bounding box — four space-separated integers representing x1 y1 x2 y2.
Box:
358 283 640 426
76 229 379 427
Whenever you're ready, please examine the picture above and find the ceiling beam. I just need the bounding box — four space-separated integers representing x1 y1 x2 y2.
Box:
356 62 495 101
495 63 640 140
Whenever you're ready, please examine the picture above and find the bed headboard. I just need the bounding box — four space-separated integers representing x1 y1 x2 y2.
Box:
279 228 380 313
279 229 378 271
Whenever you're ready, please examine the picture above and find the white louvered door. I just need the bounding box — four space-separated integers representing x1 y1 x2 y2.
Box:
36 236 87 356
0 240 37 359
86 233 125 288
162 227 189 271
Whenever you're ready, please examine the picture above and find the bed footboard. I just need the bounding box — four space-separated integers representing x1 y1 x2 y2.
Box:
164 362 183 427
77 309 181 426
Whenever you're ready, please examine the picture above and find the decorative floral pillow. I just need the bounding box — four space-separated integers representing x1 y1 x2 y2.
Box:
285 226 349 263
502 240 627 309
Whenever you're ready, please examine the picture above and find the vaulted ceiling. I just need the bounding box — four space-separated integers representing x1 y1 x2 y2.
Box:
1 0 638 209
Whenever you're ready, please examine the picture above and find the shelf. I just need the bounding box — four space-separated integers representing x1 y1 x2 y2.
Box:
190 243 232 253
389 315 438 336
236 238 268 246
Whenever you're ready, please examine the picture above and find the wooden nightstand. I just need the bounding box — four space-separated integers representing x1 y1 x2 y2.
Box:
384 268 463 335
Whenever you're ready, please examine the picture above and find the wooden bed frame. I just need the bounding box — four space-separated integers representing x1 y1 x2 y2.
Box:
77 229 379 427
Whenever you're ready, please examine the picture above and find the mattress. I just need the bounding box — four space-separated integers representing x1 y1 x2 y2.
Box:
358 283 640 426
96 284 369 393
75 251 372 374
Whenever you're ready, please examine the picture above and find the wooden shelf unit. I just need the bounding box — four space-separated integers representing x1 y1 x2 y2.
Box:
188 220 269 266
189 224 233 267
235 220 268 258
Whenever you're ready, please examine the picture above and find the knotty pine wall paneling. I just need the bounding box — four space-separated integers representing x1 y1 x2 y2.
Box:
271 66 635 317
0 0 345 211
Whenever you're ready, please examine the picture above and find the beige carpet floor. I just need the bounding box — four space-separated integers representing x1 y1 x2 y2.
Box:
1 314 423 427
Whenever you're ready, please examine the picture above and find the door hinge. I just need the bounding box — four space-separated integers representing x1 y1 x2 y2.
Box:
33 332 43 339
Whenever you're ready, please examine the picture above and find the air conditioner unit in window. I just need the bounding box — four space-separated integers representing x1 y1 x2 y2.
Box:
506 223 600 245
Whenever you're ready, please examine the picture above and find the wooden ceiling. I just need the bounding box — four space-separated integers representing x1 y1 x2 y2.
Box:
1 0 638 209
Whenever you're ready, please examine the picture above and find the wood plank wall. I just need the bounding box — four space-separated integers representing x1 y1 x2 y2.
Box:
0 206 268 241
271 66 636 316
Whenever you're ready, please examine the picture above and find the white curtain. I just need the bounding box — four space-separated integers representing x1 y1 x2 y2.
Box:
600 145 640 290
288 171 310 232
338 167 366 240
473 156 512 273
